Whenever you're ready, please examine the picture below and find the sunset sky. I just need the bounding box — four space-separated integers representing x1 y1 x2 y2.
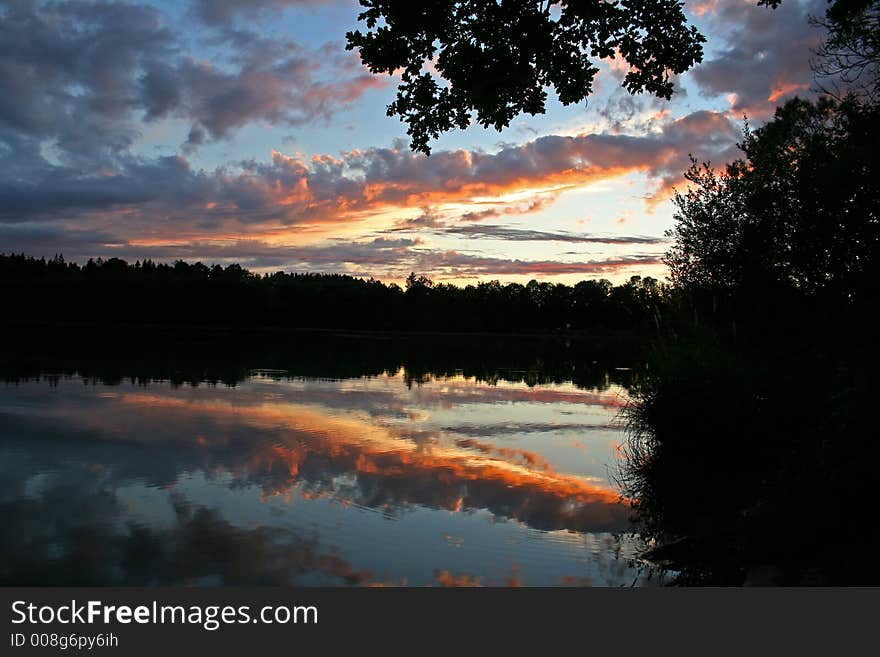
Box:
0 0 829 285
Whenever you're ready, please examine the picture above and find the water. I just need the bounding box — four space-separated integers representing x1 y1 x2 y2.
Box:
0 347 646 586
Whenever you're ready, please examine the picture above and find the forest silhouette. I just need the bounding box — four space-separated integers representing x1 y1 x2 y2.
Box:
0 253 665 335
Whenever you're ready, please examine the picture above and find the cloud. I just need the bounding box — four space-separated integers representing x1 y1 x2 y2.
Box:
0 154 216 222
0 0 385 169
687 0 720 18
2 109 739 228
0 223 122 254
191 0 329 26
0 0 174 165
688 0 827 118
0 2 748 279
142 41 387 143
0 106 733 278
211 109 738 228
434 225 668 245
346 110 738 203
12 230 660 279
407 252 663 279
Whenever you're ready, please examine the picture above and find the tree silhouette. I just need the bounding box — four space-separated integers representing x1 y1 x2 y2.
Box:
345 1 866 154
811 0 880 101
0 253 668 334
345 0 705 153
617 5 880 580
664 96 880 302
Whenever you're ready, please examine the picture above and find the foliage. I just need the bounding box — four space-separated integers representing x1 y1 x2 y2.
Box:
812 0 880 101
664 96 880 303
345 0 705 153
344 1 872 154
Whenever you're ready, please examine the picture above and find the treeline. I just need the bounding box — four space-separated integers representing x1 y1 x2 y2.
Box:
0 253 665 334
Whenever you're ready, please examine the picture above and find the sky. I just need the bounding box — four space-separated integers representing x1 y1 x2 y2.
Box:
0 0 830 285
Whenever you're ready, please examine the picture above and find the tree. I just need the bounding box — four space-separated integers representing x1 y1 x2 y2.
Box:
405 272 434 290
345 0 705 154
664 96 880 302
345 1 870 155
811 0 880 102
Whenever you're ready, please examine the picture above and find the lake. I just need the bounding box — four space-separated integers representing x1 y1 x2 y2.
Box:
0 332 650 586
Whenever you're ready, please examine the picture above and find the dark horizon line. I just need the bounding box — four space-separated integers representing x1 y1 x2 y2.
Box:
0 251 666 288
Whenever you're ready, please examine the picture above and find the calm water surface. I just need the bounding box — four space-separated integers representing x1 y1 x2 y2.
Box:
0 366 646 586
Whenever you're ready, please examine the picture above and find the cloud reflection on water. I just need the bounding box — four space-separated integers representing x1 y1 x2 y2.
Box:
0 371 641 586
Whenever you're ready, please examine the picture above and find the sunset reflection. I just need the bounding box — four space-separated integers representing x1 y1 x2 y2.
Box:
0 370 641 586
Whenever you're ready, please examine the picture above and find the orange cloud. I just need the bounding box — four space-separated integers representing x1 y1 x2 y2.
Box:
688 0 720 17
768 81 811 103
